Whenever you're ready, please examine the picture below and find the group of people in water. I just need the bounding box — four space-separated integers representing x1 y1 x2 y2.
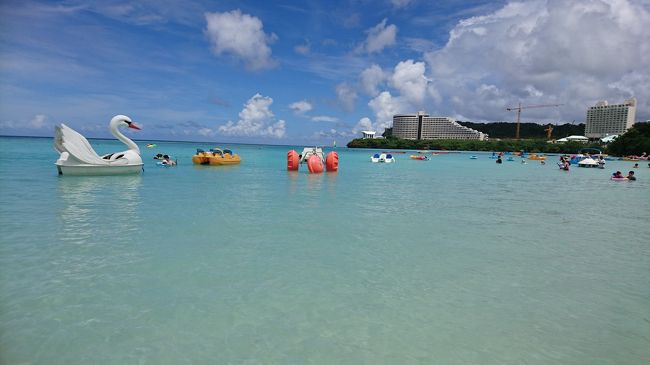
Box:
612 171 636 180
493 151 640 181
154 153 177 166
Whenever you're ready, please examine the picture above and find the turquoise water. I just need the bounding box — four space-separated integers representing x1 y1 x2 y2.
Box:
1 136 649 364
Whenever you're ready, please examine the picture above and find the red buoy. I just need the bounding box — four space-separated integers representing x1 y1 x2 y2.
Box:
287 150 299 171
325 151 338 172
307 155 324 173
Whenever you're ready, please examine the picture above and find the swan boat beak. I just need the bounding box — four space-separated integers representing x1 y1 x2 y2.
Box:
128 122 141 130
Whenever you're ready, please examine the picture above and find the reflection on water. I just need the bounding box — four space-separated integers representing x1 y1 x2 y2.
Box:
286 170 338 196
192 164 241 173
57 175 143 245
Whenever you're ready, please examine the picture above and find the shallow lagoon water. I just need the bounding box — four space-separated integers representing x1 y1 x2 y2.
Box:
1 136 649 364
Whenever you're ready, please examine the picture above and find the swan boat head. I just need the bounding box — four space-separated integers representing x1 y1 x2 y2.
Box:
110 115 141 132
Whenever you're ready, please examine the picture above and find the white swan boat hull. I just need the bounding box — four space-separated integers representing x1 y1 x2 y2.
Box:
53 115 143 176
56 162 143 175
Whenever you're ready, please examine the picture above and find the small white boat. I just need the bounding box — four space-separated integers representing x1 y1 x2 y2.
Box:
54 115 143 176
578 157 599 168
371 153 395 163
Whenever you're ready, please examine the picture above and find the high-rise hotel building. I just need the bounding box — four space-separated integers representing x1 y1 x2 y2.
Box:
585 98 636 139
392 112 487 140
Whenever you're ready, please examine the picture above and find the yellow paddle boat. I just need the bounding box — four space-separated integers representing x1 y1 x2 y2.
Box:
192 148 241 165
528 154 547 161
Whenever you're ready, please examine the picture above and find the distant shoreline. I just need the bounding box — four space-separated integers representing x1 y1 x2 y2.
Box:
346 137 606 155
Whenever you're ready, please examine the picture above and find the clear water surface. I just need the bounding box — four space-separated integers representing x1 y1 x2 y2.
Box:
1 136 649 364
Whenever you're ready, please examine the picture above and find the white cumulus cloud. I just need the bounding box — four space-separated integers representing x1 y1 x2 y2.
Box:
0 114 49 130
360 64 386 96
353 116 374 134
424 0 650 122
311 116 338 123
204 10 277 71
289 100 313 115
218 93 286 138
390 60 440 107
356 18 397 54
368 91 404 130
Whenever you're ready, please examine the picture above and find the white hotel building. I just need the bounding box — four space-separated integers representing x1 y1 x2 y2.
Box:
392 112 487 140
585 98 636 139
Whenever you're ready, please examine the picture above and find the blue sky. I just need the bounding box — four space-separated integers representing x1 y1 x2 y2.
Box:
1 0 649 144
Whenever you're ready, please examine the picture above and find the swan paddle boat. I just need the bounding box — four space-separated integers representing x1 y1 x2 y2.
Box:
371 153 395 163
287 147 338 173
54 115 143 176
192 148 241 165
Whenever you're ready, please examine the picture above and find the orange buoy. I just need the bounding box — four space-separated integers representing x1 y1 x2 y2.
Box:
307 155 324 173
325 151 338 172
287 150 299 171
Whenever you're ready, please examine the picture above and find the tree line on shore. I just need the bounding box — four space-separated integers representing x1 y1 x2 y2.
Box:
347 122 650 156
457 121 586 139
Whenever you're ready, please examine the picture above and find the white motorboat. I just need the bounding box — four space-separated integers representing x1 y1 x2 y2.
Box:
577 157 599 168
371 153 395 163
54 115 143 175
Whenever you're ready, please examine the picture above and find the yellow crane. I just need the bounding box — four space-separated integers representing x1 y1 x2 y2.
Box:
544 124 554 139
505 103 563 140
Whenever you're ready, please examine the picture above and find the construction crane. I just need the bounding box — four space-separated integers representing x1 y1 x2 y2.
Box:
544 124 553 140
505 103 563 140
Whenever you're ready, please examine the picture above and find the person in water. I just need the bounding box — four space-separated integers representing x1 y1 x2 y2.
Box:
612 171 624 178
161 154 176 165
496 156 502 164
627 171 636 180
633 163 639 168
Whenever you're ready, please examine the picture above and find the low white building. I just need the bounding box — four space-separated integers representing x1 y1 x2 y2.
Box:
555 135 589 143
600 134 619 143
361 131 376 139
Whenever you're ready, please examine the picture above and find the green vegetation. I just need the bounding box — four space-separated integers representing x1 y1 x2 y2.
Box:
381 122 585 140
350 122 650 156
605 122 650 156
347 137 600 154
457 122 586 139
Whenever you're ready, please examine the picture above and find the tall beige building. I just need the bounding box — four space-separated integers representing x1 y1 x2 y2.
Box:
585 98 636 139
392 112 487 140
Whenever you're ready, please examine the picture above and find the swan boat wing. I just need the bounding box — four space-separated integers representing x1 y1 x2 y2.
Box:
54 124 109 165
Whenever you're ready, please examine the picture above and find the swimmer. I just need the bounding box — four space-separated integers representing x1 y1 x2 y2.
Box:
627 171 636 180
633 163 639 168
496 156 502 164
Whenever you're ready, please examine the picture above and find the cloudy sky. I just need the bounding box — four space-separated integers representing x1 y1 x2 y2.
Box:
1 0 648 144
